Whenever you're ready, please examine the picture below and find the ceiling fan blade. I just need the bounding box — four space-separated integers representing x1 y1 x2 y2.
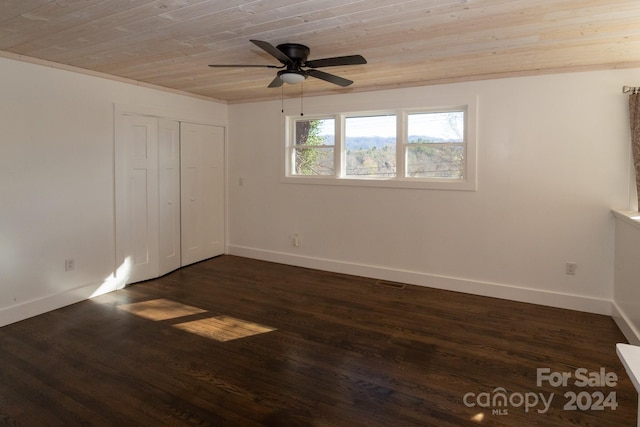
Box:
268 75 284 88
306 69 353 87
208 64 282 68
306 55 367 68
250 39 292 63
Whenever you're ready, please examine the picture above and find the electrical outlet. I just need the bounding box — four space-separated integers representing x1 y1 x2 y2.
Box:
565 262 577 275
65 259 75 272
292 233 300 247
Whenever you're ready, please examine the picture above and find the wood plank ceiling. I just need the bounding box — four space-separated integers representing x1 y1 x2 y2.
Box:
1 0 640 103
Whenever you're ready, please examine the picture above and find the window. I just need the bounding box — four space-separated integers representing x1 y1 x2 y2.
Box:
345 115 396 178
285 101 476 190
406 111 464 179
291 118 335 175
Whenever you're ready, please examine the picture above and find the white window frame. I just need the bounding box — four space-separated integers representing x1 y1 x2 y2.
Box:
287 117 336 176
283 99 477 191
403 108 467 181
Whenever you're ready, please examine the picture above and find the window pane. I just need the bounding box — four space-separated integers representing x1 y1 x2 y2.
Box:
406 145 464 178
293 147 334 175
408 112 464 143
295 119 334 146
345 115 396 177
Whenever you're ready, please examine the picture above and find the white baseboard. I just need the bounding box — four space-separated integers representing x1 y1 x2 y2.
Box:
612 301 640 345
228 245 613 316
0 248 618 330
0 279 125 328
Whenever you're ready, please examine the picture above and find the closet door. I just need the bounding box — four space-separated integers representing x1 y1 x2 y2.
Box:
158 119 181 276
180 123 225 266
121 115 159 284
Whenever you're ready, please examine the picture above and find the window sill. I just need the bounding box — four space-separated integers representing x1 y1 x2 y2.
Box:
612 208 640 231
282 175 476 191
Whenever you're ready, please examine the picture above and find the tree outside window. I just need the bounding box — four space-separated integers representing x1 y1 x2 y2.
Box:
294 118 334 175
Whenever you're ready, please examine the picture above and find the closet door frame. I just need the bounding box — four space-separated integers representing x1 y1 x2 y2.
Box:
114 103 227 287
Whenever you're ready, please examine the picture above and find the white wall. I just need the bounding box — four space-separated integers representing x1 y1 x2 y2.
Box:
0 56 227 326
228 69 637 315
2 55 635 326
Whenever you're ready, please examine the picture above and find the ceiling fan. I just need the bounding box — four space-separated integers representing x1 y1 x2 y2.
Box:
208 39 367 88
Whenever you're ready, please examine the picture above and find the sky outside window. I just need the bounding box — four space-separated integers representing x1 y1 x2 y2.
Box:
320 113 463 140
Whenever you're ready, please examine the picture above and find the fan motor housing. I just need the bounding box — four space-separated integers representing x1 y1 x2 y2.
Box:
276 43 310 64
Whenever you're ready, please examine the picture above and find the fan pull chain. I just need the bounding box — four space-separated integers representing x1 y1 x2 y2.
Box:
281 86 284 113
300 82 304 116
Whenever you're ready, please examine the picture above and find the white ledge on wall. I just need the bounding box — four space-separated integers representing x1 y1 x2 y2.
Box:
612 208 640 230
611 207 640 346
616 343 640 427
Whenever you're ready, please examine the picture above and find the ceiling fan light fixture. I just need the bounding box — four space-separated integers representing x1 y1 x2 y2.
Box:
279 70 306 85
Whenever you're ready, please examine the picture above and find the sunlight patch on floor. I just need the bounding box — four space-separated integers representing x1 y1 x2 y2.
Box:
118 298 207 321
173 315 277 342
471 412 485 423
117 298 276 341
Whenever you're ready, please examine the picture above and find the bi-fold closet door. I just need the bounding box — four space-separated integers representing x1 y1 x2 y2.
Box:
180 122 225 267
118 115 224 285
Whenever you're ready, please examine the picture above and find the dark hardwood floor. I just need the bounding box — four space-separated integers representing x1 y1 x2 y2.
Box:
0 255 636 426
